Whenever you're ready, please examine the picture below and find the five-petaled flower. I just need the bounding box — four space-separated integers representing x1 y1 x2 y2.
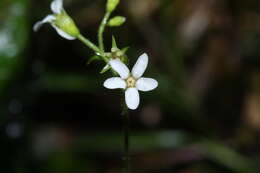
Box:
104 53 158 110
33 0 80 40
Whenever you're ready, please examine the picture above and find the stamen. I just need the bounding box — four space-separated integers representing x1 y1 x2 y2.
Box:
126 76 136 88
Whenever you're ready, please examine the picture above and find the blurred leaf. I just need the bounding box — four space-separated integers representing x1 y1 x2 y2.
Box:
0 0 28 94
73 131 189 152
41 71 103 92
0 0 28 121
198 141 259 173
44 151 92 173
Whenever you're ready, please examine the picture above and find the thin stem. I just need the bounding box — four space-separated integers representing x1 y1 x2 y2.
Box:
77 34 101 54
98 12 111 52
122 102 130 173
77 34 109 62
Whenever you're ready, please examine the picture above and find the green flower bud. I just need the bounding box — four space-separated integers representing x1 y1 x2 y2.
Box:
108 16 126 27
54 12 80 38
106 0 120 12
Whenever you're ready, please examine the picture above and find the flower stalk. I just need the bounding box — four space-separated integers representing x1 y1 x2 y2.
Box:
122 101 130 173
77 34 102 55
98 12 111 52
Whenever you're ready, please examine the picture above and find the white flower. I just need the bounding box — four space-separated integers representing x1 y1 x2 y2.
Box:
33 0 79 40
103 53 158 110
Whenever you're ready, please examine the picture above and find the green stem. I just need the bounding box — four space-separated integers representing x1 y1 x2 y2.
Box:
77 34 101 53
77 34 109 62
98 12 111 52
122 102 130 173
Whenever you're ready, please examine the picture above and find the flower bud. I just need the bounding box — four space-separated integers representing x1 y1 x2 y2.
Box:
108 16 126 27
54 13 80 38
106 0 120 12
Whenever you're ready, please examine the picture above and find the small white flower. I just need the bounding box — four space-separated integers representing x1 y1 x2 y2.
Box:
33 0 79 40
103 53 158 110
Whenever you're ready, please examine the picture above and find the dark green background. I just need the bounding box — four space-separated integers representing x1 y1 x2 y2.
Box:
1 0 260 172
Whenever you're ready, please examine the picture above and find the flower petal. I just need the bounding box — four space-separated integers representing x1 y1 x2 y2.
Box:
131 53 148 78
51 0 63 14
33 15 56 31
52 24 76 40
136 77 158 91
109 59 130 79
103 77 126 89
125 88 140 110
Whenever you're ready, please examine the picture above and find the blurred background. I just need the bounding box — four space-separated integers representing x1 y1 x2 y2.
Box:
1 0 260 172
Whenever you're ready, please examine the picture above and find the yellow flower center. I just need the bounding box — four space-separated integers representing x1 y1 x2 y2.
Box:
126 76 136 88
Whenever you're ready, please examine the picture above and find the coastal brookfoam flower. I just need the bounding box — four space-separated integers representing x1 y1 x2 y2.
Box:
103 53 158 110
33 0 80 40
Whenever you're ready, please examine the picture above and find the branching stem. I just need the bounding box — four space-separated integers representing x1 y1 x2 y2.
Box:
77 34 109 62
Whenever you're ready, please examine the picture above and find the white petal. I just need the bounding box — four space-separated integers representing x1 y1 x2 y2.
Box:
103 77 126 89
131 53 148 78
51 0 63 14
109 59 130 79
52 24 76 40
125 88 140 110
136 77 158 91
33 15 56 31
